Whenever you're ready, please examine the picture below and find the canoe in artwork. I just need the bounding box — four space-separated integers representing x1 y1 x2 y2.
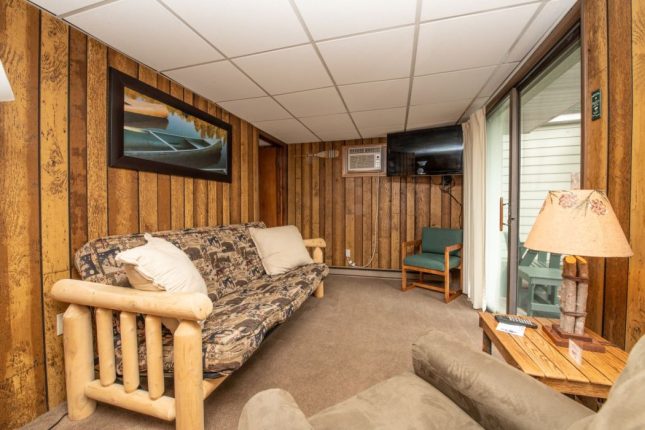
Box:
124 127 223 170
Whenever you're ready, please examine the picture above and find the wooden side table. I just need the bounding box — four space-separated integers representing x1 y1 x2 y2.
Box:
478 312 628 399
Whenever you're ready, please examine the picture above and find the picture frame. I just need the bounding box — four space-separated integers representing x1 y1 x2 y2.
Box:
109 67 232 182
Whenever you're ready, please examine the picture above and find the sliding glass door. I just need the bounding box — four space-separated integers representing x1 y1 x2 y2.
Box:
485 33 581 316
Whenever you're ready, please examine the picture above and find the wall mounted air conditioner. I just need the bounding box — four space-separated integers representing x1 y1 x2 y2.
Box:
341 144 387 177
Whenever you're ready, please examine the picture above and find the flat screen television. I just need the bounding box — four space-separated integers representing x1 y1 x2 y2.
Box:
387 125 463 176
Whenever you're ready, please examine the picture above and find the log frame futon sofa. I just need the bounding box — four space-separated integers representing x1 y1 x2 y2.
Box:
50 222 327 430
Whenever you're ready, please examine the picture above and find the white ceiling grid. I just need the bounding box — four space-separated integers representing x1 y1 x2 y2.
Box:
30 0 577 143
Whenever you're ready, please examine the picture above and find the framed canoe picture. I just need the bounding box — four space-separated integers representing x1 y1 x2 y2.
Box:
109 68 232 182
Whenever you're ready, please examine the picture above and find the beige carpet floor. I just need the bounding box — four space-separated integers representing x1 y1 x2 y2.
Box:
25 274 481 430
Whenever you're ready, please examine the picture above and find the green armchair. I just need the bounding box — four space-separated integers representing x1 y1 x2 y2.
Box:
401 227 463 303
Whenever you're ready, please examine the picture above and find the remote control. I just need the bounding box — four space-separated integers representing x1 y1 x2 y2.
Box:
495 314 538 329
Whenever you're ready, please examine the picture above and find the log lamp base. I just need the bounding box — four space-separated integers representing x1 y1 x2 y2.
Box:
543 323 606 352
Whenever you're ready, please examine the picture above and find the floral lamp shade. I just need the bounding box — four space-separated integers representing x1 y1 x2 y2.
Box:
524 190 633 257
0 60 15 102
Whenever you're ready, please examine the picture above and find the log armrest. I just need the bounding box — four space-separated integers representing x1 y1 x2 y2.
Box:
303 238 325 265
238 389 313 430
50 279 213 321
412 330 593 430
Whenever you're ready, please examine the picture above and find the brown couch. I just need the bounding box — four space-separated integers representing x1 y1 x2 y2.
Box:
239 330 645 430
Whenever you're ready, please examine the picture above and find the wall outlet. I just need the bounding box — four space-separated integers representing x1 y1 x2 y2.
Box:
345 249 351 257
56 313 64 336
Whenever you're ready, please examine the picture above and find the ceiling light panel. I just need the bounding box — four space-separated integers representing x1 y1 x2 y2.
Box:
415 3 539 75
29 0 104 15
233 45 332 95
218 97 291 122
294 0 417 40
275 87 345 118
318 26 415 85
507 0 576 62
411 66 496 105
301 113 360 141
339 78 410 112
254 118 318 143
161 0 308 57
67 0 222 71
407 100 470 130
479 62 519 97
421 0 535 21
352 107 406 137
165 61 265 102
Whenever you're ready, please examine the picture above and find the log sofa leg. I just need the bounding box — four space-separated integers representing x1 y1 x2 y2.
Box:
314 281 324 298
174 320 205 430
63 304 97 420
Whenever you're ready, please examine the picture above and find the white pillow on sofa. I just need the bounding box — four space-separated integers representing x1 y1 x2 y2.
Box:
116 233 207 295
249 225 313 276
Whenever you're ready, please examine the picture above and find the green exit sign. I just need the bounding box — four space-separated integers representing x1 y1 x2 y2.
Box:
591 89 601 121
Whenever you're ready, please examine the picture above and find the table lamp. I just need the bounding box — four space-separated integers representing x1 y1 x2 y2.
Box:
524 190 632 351
0 60 15 102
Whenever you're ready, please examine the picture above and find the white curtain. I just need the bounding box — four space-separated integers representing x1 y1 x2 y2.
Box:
462 109 487 310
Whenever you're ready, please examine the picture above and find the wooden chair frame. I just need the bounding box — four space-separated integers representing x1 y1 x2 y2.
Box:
401 240 463 303
51 239 325 430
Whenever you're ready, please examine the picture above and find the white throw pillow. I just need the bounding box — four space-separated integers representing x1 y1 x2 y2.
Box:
116 233 207 296
249 225 313 276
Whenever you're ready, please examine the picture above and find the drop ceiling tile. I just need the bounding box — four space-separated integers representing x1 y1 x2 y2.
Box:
351 107 406 136
67 0 222 71
407 100 469 130
165 61 265 102
254 118 318 144
294 0 417 40
218 97 291 122
162 0 308 57
411 66 495 105
507 0 577 62
421 0 534 21
480 63 518 97
275 87 345 117
415 4 539 75
300 113 359 141
462 97 489 119
339 78 409 112
30 0 104 15
233 45 332 95
318 27 414 85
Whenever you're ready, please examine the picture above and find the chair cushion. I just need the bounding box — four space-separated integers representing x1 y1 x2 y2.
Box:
404 253 460 271
421 227 462 255
113 263 329 377
309 372 482 430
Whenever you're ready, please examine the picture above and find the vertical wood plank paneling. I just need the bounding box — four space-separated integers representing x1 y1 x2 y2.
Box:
324 142 333 265
303 143 312 238
345 143 355 260
332 141 344 265
287 144 296 224
155 76 171 231
312 143 321 239
39 13 69 409
192 96 208 227
378 177 391 268
371 176 379 268
295 144 303 230
418 178 431 238
583 0 609 333
429 178 441 227
362 172 372 267
252 127 260 221
183 90 194 228
240 120 249 223
137 66 158 233
0 1 47 426
354 174 363 266
69 29 88 263
107 50 139 235
390 176 401 269
221 110 231 224
406 177 415 242
450 177 462 229
230 114 241 223
604 0 633 347
86 37 108 240
206 102 221 226
627 0 645 350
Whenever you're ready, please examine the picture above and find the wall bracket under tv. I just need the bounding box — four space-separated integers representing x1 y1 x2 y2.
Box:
386 125 464 177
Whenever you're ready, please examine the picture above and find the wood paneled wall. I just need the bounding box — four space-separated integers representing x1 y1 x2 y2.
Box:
287 139 463 270
582 0 644 351
0 1 260 427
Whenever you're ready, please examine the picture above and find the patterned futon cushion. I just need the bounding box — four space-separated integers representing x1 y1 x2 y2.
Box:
114 263 329 377
74 222 266 301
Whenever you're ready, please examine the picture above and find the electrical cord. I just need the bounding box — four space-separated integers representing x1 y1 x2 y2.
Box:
440 180 463 228
346 176 380 268
47 412 68 430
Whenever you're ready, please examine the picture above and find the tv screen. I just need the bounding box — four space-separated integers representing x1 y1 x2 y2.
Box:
387 125 463 176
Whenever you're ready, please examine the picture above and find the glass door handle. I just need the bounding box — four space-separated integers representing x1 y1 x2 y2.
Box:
499 197 509 231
